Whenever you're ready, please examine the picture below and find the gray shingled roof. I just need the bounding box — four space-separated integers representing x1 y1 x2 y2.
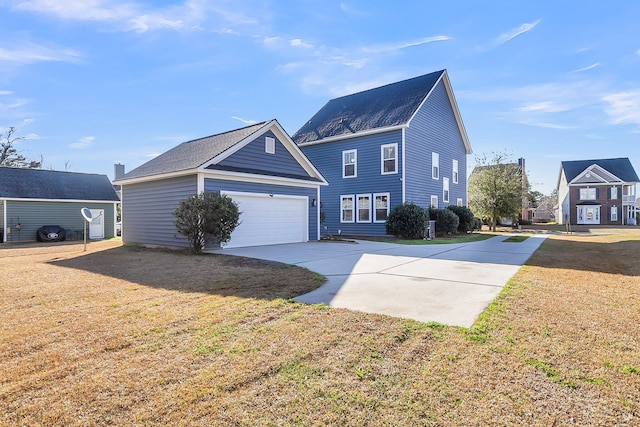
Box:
0 167 120 201
121 121 269 180
562 158 639 182
292 70 445 144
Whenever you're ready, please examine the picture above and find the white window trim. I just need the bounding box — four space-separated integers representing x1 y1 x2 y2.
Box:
611 206 618 221
457 198 463 207
373 192 390 223
430 195 438 209
381 143 398 175
580 187 596 200
356 193 371 223
432 152 440 180
265 136 275 154
611 187 618 199
443 177 450 203
340 195 355 223
342 149 357 178
452 159 459 184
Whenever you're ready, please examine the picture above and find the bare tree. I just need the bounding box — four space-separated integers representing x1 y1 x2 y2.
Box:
0 127 42 168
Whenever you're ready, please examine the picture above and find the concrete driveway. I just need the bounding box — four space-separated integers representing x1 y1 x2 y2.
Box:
221 235 546 328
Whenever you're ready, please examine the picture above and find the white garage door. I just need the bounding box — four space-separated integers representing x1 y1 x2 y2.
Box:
223 191 308 248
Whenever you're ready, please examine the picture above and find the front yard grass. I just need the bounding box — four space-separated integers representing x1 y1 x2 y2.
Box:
1 231 639 425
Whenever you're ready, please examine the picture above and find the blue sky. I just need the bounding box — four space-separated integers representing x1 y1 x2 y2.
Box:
1 0 639 194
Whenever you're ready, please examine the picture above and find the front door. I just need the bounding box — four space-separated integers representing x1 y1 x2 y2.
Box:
577 206 600 225
89 209 105 239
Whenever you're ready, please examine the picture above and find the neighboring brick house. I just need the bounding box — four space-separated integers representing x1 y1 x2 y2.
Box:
557 158 639 226
292 69 472 236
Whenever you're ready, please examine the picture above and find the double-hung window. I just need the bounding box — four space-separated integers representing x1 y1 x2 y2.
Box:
373 193 390 222
452 159 459 184
611 187 618 199
340 195 354 223
357 194 371 223
381 143 398 174
430 195 438 209
611 206 618 221
432 152 439 180
579 188 596 200
343 150 357 178
443 177 450 203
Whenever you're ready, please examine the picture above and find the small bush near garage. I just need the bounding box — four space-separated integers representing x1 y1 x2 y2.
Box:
386 202 429 239
174 192 241 254
429 208 460 236
447 205 476 233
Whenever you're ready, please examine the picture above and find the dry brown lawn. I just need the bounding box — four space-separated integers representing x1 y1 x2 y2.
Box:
1 232 639 426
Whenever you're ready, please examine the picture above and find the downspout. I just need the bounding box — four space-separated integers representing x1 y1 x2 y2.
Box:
2 199 6 243
401 128 406 203
317 186 321 240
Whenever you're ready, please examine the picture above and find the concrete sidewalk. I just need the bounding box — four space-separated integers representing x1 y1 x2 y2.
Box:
221 235 546 327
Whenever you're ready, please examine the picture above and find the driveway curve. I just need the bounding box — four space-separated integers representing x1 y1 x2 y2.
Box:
221 235 546 327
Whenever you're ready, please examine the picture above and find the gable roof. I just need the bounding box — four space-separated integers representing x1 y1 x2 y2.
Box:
119 121 270 181
291 69 471 152
561 158 639 183
0 167 120 201
116 119 327 185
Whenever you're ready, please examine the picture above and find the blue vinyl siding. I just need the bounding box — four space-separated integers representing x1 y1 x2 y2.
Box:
122 175 197 248
204 178 318 240
3 200 116 242
217 130 309 178
405 79 468 209
301 130 403 236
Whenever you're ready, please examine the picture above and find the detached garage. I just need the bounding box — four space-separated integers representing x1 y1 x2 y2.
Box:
0 167 120 243
114 120 327 249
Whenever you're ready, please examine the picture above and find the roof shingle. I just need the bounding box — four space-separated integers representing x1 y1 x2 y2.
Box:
292 70 445 144
562 158 639 183
0 167 120 201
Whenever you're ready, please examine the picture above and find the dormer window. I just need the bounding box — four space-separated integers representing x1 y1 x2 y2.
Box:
265 137 275 154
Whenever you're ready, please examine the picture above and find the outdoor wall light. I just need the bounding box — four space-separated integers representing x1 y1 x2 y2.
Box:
311 198 317 207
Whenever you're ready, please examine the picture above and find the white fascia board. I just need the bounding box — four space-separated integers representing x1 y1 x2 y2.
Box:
202 169 324 188
569 164 624 185
401 128 406 203
203 120 274 167
406 70 472 155
199 119 328 185
113 169 196 186
296 124 406 147
0 197 118 204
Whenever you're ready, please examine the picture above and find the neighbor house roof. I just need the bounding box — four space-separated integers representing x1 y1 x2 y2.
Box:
292 69 470 151
561 158 639 183
120 121 270 181
0 167 120 201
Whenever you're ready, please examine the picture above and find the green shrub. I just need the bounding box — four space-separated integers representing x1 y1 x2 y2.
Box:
174 192 241 254
431 208 459 235
472 217 483 231
386 202 429 239
446 205 475 233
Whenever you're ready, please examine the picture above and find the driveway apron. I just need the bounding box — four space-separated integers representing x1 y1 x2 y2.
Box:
220 235 546 328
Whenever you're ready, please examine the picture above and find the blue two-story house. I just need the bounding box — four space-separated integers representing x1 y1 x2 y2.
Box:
293 69 472 236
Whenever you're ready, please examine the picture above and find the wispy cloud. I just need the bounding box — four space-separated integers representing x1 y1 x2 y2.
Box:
0 90 14 96
231 116 257 125
0 41 81 64
362 36 450 54
495 20 541 45
9 0 263 33
290 38 314 49
69 136 95 149
517 101 572 113
571 63 600 73
602 90 640 130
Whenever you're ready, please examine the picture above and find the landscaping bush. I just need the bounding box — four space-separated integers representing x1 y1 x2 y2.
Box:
447 205 476 233
473 217 483 231
430 208 459 235
385 202 429 239
174 192 241 254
